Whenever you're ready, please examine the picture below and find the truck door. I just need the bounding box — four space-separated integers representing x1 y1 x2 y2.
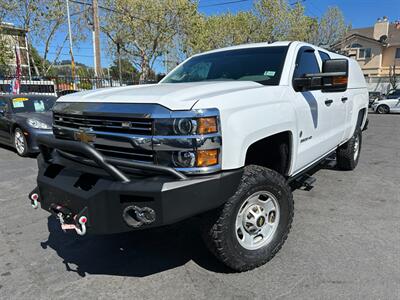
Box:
318 50 348 146
291 46 337 171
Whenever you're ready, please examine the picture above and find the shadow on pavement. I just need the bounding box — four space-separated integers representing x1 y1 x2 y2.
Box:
0 143 38 158
0 143 17 154
39 155 341 277
40 216 232 277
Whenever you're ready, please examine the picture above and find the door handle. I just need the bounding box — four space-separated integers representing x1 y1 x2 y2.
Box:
325 99 333 106
341 97 348 103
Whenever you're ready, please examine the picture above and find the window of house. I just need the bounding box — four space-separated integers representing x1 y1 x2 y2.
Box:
358 48 371 60
351 43 363 48
395 48 400 59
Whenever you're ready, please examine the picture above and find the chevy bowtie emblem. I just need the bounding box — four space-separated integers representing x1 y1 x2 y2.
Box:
121 121 131 128
74 128 96 143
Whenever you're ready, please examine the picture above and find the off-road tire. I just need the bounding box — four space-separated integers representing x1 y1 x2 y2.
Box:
376 105 389 114
336 127 362 170
201 165 294 272
14 127 29 157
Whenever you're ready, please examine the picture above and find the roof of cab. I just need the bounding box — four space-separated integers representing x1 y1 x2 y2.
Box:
193 41 293 57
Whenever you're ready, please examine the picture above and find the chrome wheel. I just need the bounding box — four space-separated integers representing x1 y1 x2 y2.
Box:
235 191 280 250
353 134 360 161
14 130 26 155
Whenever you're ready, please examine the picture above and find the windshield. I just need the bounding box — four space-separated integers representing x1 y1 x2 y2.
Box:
10 96 56 113
387 90 400 99
162 46 288 85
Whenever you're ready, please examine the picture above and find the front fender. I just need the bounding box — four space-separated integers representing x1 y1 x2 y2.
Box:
220 102 297 170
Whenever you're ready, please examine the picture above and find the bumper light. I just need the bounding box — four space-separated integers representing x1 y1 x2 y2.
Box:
196 149 219 167
172 151 196 168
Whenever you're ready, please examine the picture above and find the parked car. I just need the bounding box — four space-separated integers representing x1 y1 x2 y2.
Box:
57 89 78 98
368 91 382 107
371 89 400 113
0 94 56 156
29 41 368 271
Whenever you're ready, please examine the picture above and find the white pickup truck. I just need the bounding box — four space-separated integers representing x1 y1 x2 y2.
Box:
30 41 368 271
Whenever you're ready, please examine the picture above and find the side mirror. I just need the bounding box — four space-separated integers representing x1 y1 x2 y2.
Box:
293 59 349 93
321 59 348 92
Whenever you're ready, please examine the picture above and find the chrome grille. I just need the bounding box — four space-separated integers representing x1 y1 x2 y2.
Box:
53 113 153 135
94 144 154 163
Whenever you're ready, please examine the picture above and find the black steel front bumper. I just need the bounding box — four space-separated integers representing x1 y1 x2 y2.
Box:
33 135 242 235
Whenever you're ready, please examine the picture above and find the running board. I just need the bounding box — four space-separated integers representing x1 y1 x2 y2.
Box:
292 174 316 191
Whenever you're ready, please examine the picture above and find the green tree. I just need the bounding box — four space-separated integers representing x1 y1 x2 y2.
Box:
254 0 317 42
0 30 12 75
109 58 139 82
183 11 260 55
103 0 197 82
313 6 350 48
0 0 88 76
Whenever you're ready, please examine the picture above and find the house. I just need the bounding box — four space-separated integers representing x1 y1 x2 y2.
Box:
332 17 400 78
0 23 31 77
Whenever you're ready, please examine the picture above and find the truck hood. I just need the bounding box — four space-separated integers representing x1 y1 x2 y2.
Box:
57 81 263 110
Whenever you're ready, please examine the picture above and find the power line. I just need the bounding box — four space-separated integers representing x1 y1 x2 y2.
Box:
199 0 250 8
69 0 158 25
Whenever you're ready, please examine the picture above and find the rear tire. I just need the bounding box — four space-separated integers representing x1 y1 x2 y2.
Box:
201 165 293 272
376 105 389 114
336 127 362 170
14 128 29 157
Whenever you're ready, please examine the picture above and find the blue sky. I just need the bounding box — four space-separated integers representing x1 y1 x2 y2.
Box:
38 0 400 72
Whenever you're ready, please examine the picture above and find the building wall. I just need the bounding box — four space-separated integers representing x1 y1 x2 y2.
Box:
381 46 400 71
343 37 383 76
0 26 30 76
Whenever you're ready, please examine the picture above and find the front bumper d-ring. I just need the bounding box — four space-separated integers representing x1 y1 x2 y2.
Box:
29 187 40 209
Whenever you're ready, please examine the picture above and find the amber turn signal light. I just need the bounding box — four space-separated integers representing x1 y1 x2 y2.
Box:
332 76 348 85
196 149 219 167
197 117 218 134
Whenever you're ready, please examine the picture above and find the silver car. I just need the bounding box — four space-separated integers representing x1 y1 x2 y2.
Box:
371 90 400 114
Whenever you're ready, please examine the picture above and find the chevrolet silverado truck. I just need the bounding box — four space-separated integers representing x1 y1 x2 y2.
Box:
29 41 368 271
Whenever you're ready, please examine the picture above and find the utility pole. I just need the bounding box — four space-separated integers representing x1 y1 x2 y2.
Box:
116 40 122 85
66 0 76 89
92 0 102 78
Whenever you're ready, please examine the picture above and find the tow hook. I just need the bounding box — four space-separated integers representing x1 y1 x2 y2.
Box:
123 205 156 228
50 204 88 236
29 187 40 209
74 216 88 236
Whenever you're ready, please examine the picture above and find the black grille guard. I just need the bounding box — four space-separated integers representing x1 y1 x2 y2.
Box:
36 135 187 182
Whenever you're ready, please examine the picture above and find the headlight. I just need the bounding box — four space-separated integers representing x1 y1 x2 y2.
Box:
27 118 51 129
173 119 197 135
151 108 221 174
155 116 218 135
158 149 219 168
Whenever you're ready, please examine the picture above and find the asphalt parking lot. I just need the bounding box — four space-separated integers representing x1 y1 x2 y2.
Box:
0 113 399 299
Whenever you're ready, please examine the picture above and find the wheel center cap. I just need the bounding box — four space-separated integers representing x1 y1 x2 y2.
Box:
256 216 266 227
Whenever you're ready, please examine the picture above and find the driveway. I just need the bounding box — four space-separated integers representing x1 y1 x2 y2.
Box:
0 114 399 299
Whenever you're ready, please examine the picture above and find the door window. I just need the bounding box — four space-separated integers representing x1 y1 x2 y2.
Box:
318 51 330 62
293 48 320 79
